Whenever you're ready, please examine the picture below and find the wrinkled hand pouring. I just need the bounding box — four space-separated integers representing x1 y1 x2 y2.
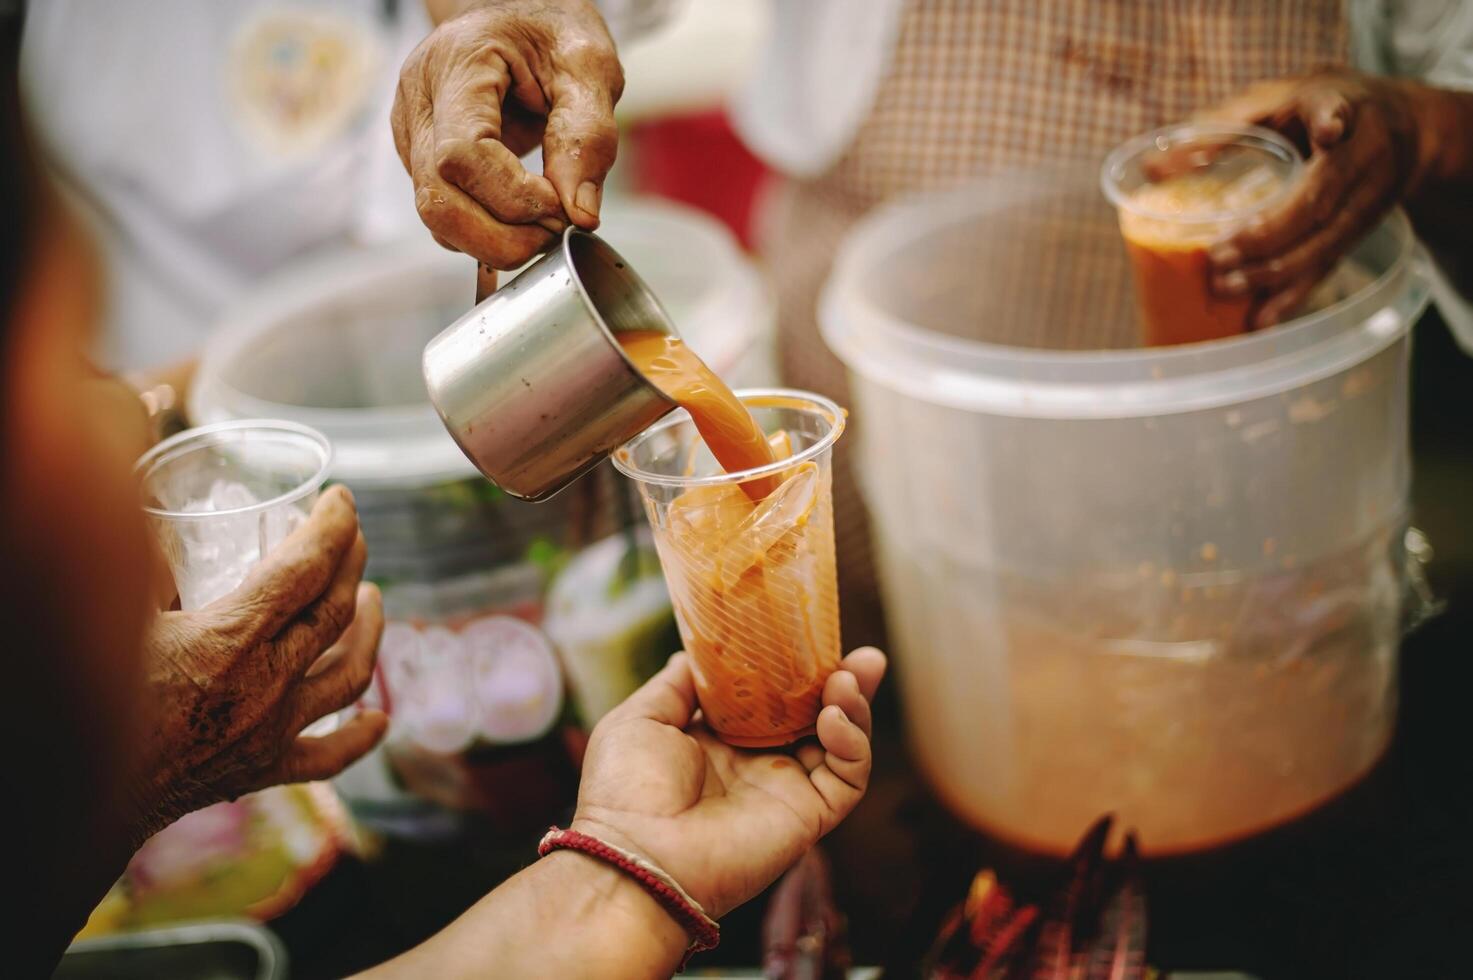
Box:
392 0 623 271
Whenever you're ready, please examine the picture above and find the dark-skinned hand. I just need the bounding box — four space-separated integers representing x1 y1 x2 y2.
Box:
1199 71 1424 328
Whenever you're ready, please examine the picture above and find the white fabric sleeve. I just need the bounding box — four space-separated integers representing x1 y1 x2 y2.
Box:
1354 0 1473 351
1383 0 1473 90
729 0 906 178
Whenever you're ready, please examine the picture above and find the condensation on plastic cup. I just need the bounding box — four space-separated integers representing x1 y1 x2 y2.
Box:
137 419 334 611
138 420 336 731
137 419 333 517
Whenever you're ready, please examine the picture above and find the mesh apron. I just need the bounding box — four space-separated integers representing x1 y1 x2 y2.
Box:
763 0 1349 648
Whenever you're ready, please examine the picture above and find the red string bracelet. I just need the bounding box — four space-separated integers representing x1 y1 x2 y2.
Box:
538 826 720 969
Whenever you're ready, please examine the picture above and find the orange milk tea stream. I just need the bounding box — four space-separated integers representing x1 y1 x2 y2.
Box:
618 331 842 747
617 331 782 498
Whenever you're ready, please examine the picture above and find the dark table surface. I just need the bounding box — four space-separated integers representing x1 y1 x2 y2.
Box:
274 310 1473 980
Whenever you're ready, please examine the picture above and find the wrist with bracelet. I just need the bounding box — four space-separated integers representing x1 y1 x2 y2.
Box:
539 826 719 969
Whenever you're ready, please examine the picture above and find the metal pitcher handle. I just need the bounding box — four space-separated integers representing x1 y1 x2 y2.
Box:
475 262 498 304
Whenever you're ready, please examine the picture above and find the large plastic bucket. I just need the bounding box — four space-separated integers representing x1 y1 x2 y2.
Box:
192 197 774 824
820 172 1431 854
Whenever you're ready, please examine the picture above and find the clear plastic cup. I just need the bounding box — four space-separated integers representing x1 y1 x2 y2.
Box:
137 420 333 611
1102 123 1303 347
613 389 846 747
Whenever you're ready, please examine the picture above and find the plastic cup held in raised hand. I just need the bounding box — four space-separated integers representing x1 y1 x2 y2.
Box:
614 390 845 748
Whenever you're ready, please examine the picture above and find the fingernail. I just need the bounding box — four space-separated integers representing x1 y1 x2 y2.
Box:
331 484 356 511
1209 242 1242 267
1217 271 1249 296
575 180 600 218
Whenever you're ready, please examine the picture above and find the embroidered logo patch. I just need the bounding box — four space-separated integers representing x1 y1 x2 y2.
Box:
227 7 380 159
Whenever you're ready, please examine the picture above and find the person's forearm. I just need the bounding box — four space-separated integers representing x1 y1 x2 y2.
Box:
1404 82 1473 255
358 849 688 979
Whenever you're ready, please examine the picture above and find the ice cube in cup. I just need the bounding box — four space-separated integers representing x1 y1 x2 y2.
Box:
614 390 845 748
136 420 332 610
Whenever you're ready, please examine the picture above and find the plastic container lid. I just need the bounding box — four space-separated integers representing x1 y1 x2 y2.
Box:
191 238 475 487
820 178 1431 420
192 197 774 487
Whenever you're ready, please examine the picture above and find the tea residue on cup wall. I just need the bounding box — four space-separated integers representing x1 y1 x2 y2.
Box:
617 331 842 747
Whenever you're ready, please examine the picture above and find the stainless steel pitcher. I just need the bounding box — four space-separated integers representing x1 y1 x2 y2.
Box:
423 227 679 501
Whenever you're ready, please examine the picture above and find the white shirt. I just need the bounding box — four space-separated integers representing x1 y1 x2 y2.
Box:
21 0 429 370
19 0 679 372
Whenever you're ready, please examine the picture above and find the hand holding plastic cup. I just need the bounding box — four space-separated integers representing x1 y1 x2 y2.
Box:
614 390 845 748
1102 123 1303 347
136 419 333 611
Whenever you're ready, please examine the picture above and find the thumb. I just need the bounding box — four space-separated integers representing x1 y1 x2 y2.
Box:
542 71 622 227
605 653 697 729
1298 86 1354 147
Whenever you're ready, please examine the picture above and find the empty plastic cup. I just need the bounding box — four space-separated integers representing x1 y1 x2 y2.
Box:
1102 123 1302 346
137 420 333 610
613 390 845 747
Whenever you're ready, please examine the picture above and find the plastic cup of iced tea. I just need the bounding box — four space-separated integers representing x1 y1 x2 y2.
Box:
1102 123 1303 347
612 389 845 748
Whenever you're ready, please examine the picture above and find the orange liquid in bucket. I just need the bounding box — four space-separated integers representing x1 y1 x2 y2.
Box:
618 331 841 747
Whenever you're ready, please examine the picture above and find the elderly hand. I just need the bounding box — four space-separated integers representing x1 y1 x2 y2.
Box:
128 485 387 845
392 0 623 271
569 648 886 919
1199 71 1426 328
